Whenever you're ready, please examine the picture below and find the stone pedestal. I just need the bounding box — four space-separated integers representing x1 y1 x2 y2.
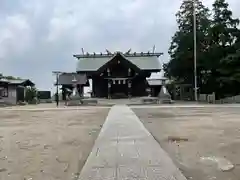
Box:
158 85 172 104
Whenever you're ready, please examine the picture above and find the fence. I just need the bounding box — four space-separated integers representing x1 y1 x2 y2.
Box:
217 95 240 104
199 93 240 104
199 93 215 103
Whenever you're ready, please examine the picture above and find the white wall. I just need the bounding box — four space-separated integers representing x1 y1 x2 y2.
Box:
1 86 17 105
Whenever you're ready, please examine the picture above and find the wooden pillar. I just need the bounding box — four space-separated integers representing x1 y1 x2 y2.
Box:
80 85 84 97
152 87 155 97
77 85 83 97
62 86 66 101
92 78 95 97
56 74 59 107
108 80 111 99
128 80 132 98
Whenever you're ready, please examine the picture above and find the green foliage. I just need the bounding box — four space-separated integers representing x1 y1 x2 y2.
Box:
0 74 22 80
3 76 22 80
219 50 240 82
25 87 38 104
165 0 210 84
165 0 240 98
207 0 240 97
208 0 240 70
211 0 239 46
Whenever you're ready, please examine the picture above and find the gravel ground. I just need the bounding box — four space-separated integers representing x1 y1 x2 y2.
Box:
0 107 109 180
133 106 240 180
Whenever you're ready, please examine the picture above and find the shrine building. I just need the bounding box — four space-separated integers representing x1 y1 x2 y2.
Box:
74 51 162 99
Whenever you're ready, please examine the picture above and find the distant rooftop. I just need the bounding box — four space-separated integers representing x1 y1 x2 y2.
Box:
57 72 88 85
0 78 35 86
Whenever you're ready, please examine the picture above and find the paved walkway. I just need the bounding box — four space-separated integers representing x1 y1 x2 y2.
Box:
78 105 187 180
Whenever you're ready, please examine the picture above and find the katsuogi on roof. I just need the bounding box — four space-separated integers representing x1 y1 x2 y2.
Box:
75 51 162 72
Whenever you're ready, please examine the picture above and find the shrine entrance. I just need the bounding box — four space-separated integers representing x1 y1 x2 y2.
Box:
109 78 129 98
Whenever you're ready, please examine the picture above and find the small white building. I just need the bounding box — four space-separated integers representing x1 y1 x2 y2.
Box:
0 79 35 105
146 77 169 97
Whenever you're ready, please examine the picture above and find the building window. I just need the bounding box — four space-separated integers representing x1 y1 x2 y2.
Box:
1 87 8 97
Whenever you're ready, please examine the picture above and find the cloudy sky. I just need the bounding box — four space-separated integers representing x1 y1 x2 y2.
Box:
0 0 239 91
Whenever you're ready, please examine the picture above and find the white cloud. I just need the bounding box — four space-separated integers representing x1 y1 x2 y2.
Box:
0 14 32 59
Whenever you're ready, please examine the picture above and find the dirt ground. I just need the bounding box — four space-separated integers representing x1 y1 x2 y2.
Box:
0 107 109 180
133 106 240 180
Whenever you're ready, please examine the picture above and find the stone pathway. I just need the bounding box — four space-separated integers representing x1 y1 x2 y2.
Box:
78 105 187 180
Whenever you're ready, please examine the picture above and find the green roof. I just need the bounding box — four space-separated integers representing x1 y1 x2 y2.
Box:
76 57 111 72
127 56 160 70
76 53 161 72
0 79 35 86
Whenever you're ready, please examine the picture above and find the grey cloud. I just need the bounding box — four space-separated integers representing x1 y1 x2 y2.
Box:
0 0 239 91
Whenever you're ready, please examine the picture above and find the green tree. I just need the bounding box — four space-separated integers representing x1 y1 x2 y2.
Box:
25 87 38 104
165 0 240 99
2 75 22 80
211 0 239 47
164 0 210 88
217 49 240 97
207 0 240 97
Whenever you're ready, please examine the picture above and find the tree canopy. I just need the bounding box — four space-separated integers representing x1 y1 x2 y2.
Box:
0 75 22 80
25 87 38 104
164 0 240 99
165 0 210 84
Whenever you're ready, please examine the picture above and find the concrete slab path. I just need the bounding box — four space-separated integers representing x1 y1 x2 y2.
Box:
78 105 187 180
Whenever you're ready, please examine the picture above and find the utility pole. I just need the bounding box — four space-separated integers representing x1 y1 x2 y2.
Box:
52 71 61 107
193 0 198 101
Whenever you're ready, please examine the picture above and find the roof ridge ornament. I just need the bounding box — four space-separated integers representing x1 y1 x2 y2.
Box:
125 49 132 55
73 51 163 58
106 49 112 55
